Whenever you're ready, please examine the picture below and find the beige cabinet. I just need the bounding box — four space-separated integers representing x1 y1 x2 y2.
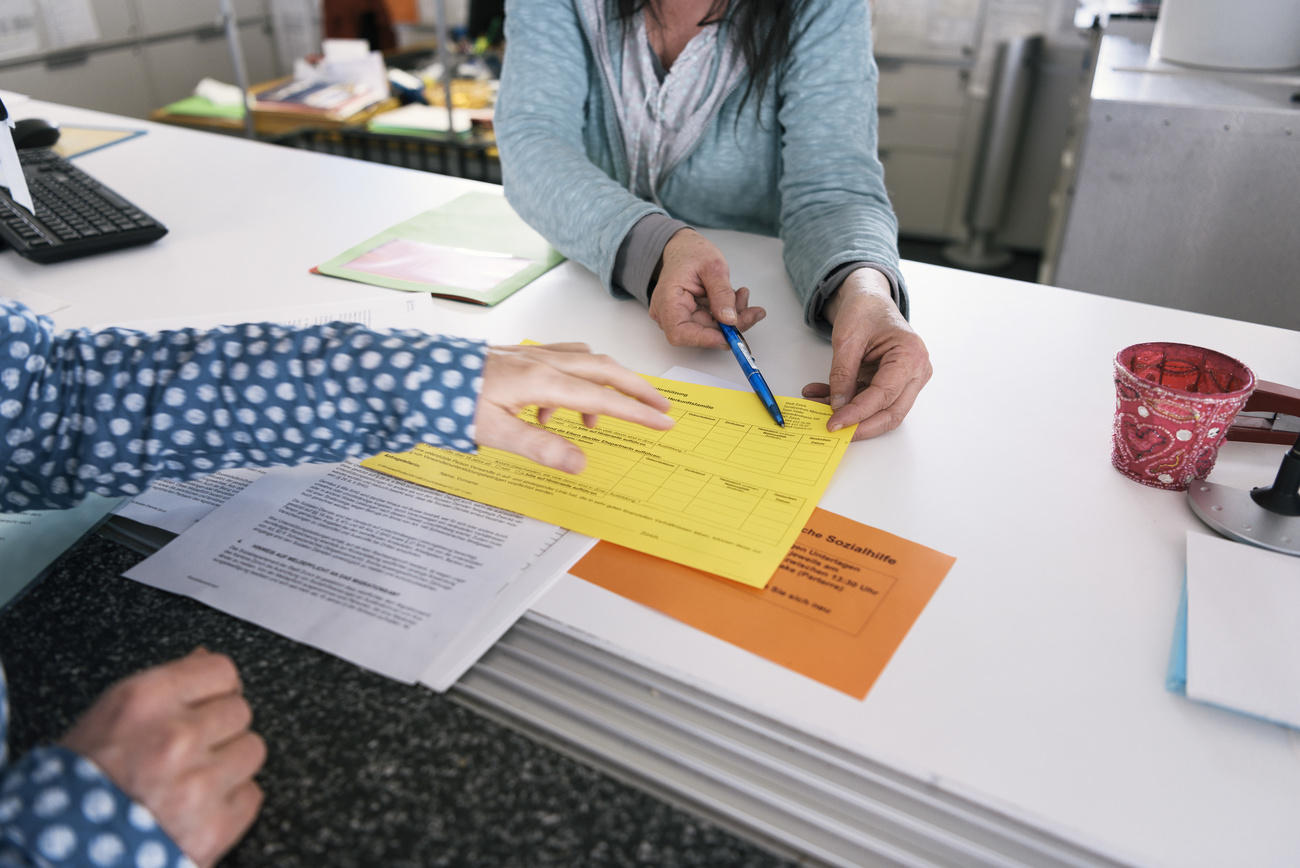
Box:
870 0 1087 249
873 56 975 239
878 149 960 236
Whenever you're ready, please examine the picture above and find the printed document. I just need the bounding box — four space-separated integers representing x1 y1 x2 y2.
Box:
363 375 855 588
126 462 576 684
115 468 266 535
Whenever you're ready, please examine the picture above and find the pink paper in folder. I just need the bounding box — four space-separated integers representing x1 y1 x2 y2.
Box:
343 238 533 293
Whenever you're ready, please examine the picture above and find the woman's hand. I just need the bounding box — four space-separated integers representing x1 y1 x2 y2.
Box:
801 268 932 441
648 229 765 348
474 343 675 473
59 649 265 868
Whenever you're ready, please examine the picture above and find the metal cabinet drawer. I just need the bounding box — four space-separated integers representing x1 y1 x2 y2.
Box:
877 106 965 151
876 60 968 110
880 150 958 237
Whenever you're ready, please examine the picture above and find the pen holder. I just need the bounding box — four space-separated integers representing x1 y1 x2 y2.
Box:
1111 342 1256 491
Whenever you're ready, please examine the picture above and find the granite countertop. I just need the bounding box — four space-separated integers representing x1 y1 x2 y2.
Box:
0 533 798 867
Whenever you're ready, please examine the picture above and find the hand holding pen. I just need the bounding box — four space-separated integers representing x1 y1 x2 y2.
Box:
646 229 765 349
643 229 781 425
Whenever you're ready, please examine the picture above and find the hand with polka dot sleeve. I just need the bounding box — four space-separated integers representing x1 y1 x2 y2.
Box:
1 650 259 868
0 298 490 511
1 299 677 510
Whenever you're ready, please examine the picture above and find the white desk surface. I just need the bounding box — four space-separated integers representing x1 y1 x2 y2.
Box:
7 101 1299 867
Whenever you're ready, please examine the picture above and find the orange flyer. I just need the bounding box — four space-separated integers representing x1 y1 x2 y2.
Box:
571 508 955 699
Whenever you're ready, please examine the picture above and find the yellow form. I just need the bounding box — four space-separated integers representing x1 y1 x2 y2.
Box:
361 376 855 587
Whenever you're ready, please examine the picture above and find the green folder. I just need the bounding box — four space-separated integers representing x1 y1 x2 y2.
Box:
161 95 246 120
315 192 564 306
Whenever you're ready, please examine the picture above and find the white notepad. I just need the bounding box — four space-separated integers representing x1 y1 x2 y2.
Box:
1184 531 1300 728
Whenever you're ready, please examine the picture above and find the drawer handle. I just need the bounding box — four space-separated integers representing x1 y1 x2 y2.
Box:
45 49 89 69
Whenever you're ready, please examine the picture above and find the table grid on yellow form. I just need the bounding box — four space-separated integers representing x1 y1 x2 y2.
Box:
538 412 830 542
372 426 809 548
362 376 855 587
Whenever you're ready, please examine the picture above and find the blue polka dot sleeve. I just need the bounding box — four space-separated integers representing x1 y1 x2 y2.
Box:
0 299 487 511
1 667 193 868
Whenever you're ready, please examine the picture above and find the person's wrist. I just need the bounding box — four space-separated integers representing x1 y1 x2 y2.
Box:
657 227 695 265
825 267 895 324
650 227 700 306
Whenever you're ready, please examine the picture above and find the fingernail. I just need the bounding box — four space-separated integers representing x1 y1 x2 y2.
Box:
722 306 737 323
656 412 675 427
831 394 847 411
827 420 842 432
562 453 585 474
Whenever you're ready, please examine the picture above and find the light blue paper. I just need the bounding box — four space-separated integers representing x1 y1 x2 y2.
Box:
0 495 122 609
1166 577 1189 694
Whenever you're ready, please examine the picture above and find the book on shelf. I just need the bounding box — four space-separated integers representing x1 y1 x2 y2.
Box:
251 78 385 120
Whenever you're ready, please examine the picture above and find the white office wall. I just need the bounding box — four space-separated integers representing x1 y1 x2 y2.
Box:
1 45 160 118
141 21 279 107
0 0 283 118
131 0 269 36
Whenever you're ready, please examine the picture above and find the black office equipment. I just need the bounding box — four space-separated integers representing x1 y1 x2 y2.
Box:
0 146 167 263
12 118 61 150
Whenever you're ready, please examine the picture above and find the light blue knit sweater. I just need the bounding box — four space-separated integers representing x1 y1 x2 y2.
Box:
494 0 908 329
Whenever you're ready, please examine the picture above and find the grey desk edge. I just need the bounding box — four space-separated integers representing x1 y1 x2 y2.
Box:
457 618 1127 868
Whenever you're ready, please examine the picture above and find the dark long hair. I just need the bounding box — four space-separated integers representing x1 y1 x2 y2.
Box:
616 0 805 110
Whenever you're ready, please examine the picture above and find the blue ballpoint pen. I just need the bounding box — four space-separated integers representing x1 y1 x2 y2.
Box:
719 323 785 427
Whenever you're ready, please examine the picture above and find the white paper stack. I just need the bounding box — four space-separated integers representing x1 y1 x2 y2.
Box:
1168 531 1300 730
121 461 591 688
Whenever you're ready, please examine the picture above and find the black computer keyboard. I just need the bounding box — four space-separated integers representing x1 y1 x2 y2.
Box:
0 147 167 263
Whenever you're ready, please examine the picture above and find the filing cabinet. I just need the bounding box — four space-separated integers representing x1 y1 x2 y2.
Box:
873 55 975 239
870 0 1086 249
878 149 959 237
